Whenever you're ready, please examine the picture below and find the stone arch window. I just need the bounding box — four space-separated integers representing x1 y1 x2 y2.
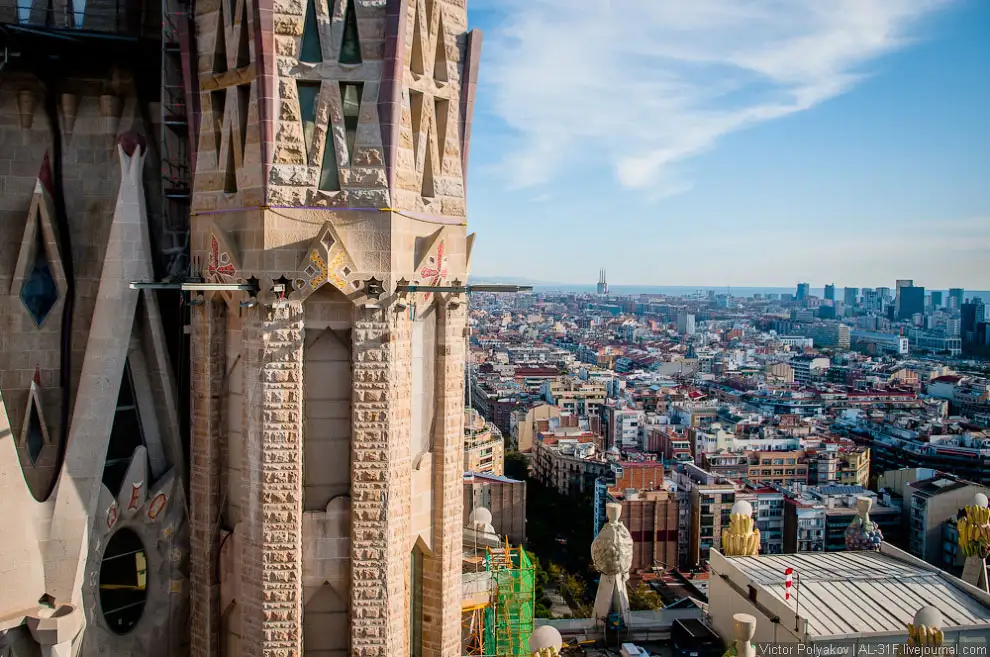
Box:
103 360 148 494
99 527 148 634
410 545 424 657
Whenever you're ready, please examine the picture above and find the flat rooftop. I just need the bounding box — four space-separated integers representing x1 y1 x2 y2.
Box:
724 551 990 638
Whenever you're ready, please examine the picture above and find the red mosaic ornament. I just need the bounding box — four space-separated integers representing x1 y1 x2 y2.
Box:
418 240 448 300
208 235 236 282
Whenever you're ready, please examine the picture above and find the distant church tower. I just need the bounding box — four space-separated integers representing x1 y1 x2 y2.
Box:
598 268 609 295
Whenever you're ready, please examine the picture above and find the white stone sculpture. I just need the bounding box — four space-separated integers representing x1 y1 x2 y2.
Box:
731 613 757 657
844 496 883 551
529 625 563 657
958 493 990 592
591 503 633 622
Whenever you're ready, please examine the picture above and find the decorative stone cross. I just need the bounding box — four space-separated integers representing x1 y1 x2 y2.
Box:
591 502 633 623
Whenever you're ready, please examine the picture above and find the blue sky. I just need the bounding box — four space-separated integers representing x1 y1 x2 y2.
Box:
462 0 990 290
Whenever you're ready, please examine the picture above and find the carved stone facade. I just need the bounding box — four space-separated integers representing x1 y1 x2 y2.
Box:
0 48 189 655
1 0 480 654
186 0 482 655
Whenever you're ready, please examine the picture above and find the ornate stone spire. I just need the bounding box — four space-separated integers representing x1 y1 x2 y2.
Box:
591 502 633 622
844 496 884 551
722 501 760 557
958 493 989 592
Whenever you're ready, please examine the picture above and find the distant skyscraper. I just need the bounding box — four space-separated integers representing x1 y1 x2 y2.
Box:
677 311 696 336
898 285 925 320
895 279 913 317
824 284 835 302
962 301 982 342
949 288 965 310
844 287 859 307
597 269 608 296
876 287 892 302
930 291 943 309
796 282 810 302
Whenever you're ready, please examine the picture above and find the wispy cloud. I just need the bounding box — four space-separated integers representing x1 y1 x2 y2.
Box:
482 0 954 194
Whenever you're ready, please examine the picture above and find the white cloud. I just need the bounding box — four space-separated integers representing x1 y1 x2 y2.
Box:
482 0 953 193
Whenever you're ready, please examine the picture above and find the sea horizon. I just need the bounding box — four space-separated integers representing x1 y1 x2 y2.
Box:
471 278 990 300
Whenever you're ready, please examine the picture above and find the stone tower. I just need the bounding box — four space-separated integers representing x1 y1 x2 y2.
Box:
187 0 481 655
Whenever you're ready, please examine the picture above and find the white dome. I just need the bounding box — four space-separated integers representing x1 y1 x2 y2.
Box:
974 493 989 508
731 500 753 517
528 626 563 654
913 606 942 629
469 507 493 526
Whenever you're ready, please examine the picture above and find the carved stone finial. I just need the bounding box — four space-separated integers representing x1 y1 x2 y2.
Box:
732 613 757 657
605 502 621 524
591 500 633 622
722 500 760 557
906 606 943 649
528 625 562 657
845 496 883 551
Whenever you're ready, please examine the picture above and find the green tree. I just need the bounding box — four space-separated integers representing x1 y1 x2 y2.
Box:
628 582 664 611
505 451 529 480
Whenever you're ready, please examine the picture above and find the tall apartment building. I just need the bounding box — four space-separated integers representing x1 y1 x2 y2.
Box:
905 474 990 564
543 376 607 417
746 450 809 485
783 499 827 552
601 404 644 450
843 287 859 307
607 488 679 573
677 310 696 336
0 0 483 654
790 355 830 385
803 322 851 349
738 487 785 554
464 408 506 476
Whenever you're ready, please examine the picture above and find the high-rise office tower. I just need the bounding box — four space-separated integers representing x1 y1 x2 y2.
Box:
796 282 810 302
844 287 859 307
824 284 835 302
677 311 696 336
0 0 482 655
930 291 943 309
895 279 913 317
949 288 965 310
898 285 925 320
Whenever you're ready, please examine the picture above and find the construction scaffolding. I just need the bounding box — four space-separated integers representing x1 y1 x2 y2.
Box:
484 541 536 657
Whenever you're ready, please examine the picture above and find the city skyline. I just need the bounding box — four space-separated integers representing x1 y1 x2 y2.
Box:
464 0 990 289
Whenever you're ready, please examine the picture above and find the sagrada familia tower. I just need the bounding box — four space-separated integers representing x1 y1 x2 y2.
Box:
0 0 481 654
